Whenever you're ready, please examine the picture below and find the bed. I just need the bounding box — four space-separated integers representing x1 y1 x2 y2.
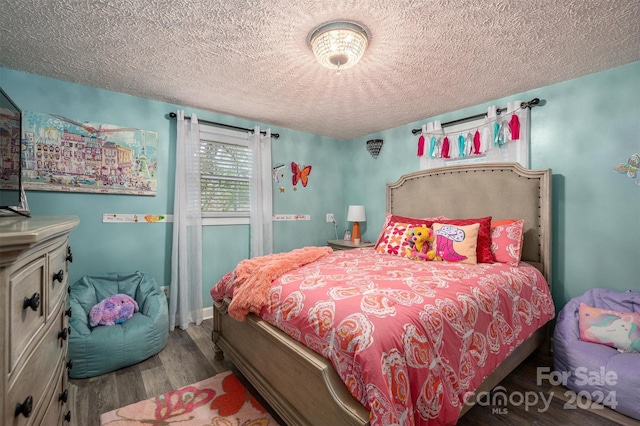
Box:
211 162 553 425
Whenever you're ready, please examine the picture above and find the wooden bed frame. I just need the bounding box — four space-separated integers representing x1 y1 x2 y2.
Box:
213 162 552 425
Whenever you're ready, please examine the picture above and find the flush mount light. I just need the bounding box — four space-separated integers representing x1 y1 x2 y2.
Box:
307 21 369 72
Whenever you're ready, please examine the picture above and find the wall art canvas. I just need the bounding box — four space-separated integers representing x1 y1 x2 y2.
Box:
21 111 158 195
0 103 21 192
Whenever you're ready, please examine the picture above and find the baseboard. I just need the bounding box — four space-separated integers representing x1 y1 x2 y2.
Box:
203 305 213 320
167 306 214 328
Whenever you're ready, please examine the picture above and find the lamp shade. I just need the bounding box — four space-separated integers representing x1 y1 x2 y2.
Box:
347 205 366 222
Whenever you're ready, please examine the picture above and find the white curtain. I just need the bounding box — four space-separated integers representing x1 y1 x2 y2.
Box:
170 110 203 330
249 126 273 258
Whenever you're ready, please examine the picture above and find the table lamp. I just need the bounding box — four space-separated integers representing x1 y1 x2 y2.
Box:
347 205 366 244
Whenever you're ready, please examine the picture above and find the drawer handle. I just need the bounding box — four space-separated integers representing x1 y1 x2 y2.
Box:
64 410 72 422
58 327 69 341
67 359 73 370
53 269 65 283
66 246 73 263
59 389 68 404
22 293 40 311
65 307 73 317
14 395 33 418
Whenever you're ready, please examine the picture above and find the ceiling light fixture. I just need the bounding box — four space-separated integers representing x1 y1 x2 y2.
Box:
307 21 369 72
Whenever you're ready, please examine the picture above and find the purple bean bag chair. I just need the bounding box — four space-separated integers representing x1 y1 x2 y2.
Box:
553 288 640 420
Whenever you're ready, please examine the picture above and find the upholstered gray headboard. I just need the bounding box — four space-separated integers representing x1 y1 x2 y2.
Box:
387 162 552 285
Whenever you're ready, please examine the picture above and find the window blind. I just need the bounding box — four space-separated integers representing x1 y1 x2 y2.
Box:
200 138 251 217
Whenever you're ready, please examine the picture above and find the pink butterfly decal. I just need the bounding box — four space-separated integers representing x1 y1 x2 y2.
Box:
291 162 312 187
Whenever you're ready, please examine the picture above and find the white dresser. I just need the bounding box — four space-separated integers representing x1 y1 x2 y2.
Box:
0 216 79 426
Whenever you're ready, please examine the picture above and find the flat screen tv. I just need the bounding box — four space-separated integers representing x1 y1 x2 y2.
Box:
0 86 28 216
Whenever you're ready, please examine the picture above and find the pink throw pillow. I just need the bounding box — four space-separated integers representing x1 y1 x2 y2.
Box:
490 219 524 266
578 303 640 352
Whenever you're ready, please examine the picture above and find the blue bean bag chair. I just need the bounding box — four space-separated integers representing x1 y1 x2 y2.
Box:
553 288 640 420
68 271 169 379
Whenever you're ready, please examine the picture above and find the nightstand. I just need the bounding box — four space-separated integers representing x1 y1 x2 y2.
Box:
327 239 375 250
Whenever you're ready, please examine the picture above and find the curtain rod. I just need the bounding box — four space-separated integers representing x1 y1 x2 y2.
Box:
168 112 280 139
410 98 540 135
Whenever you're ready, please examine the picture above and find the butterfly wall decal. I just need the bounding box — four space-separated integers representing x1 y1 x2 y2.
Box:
614 153 640 186
291 162 312 187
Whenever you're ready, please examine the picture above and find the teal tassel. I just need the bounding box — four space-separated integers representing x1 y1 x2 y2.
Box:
494 123 504 147
458 135 466 157
429 136 436 157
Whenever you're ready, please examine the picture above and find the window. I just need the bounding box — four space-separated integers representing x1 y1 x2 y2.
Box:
199 125 251 225
200 141 250 215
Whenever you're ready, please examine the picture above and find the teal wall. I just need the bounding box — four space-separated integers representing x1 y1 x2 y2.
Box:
2 62 638 314
0 68 345 307
345 62 640 310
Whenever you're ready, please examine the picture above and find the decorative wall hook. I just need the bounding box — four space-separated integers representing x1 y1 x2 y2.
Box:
366 139 383 158
520 98 540 109
614 153 640 186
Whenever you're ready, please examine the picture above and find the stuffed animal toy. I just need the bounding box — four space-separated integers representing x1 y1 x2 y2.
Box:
89 293 139 327
405 227 436 261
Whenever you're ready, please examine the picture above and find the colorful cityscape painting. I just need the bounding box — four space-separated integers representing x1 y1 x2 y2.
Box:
21 112 158 195
0 106 21 191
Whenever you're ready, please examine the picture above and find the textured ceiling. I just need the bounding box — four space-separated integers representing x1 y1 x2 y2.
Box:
1 1 639 140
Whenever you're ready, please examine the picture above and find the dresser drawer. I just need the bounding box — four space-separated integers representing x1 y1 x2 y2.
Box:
6 304 67 426
48 240 69 318
39 368 71 426
9 257 46 373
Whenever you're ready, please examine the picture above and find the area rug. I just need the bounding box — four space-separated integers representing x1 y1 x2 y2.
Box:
100 371 281 425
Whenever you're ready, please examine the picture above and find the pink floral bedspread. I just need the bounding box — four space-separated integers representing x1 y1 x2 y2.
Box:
211 248 555 425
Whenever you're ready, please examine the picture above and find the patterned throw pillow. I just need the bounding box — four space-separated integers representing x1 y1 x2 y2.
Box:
436 217 493 263
374 213 443 254
375 222 421 257
579 303 640 352
432 223 480 265
490 219 524 266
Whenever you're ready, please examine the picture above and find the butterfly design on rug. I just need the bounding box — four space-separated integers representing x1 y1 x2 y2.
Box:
614 153 640 185
291 162 312 187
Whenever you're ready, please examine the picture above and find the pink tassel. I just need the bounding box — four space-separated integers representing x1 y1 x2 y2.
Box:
442 136 450 158
473 130 481 154
417 135 425 157
509 115 520 140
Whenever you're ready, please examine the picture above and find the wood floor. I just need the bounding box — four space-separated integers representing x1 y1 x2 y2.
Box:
68 318 285 426
69 319 639 426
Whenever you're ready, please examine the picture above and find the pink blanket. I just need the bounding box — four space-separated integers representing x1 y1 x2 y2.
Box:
212 248 555 425
221 246 332 321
